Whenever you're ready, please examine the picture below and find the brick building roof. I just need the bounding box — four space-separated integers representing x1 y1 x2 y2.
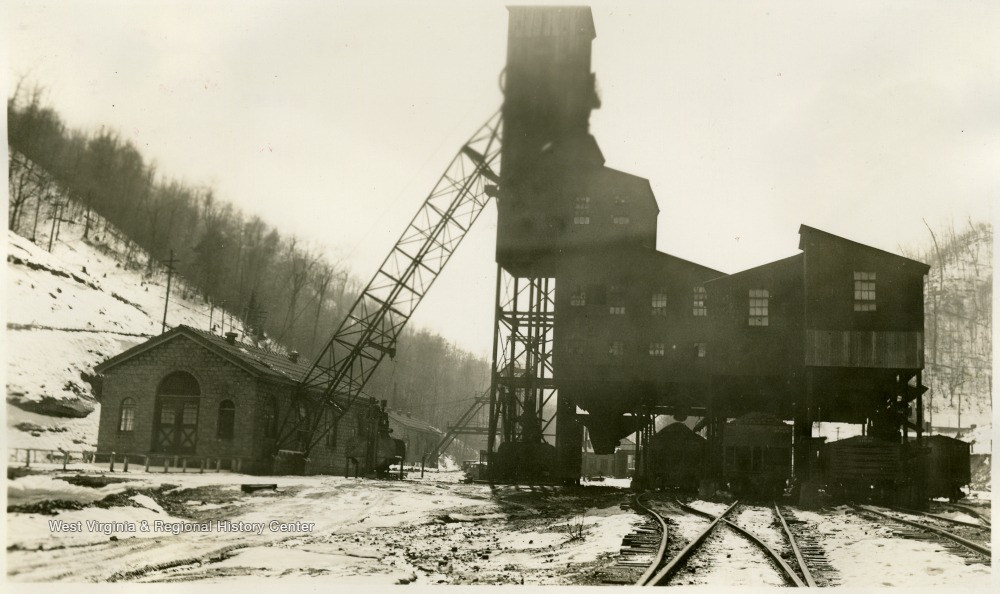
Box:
95 325 314 386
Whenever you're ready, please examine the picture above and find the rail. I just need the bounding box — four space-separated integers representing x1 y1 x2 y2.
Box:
673 500 806 588
854 504 991 559
632 494 671 586
644 500 738 586
775 503 818 587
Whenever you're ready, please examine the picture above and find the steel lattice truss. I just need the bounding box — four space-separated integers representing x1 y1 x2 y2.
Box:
292 111 503 453
488 269 558 454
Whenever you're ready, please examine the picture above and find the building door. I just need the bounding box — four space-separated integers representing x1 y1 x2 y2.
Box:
154 398 199 454
152 371 201 455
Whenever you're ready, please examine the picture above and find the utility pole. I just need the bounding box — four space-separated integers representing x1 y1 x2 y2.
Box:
31 191 47 243
47 201 65 252
161 250 178 333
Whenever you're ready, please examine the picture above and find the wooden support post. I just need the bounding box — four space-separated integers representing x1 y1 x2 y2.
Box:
200 458 205 473
164 457 169 473
182 458 187 473
216 458 221 472
173 455 179 469
145 455 150 472
235 459 242 473
109 452 115 473
63 451 69 471
25 449 30 468
123 455 129 472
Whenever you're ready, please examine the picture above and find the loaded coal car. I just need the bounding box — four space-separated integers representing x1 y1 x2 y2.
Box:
721 412 792 498
646 422 706 491
915 435 971 501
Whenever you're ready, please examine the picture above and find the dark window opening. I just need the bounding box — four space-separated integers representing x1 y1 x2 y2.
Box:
217 400 235 439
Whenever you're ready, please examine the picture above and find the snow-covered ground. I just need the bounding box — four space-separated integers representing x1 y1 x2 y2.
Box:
7 468 642 584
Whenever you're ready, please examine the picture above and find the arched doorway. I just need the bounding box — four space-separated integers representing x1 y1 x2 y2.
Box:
152 371 201 454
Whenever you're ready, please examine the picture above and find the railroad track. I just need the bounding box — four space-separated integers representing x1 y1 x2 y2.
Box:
775 504 838 586
852 504 991 565
626 497 817 587
939 502 992 527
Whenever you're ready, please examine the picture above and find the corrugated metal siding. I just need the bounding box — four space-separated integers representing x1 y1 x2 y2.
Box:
805 330 923 368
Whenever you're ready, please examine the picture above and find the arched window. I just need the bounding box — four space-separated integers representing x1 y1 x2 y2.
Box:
217 400 235 439
119 398 135 432
158 371 201 396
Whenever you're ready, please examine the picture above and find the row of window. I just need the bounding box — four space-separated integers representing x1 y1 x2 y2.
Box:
744 272 876 326
119 398 235 439
567 340 707 358
569 271 876 326
570 285 709 317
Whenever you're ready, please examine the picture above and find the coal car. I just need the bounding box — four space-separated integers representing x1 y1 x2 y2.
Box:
646 422 706 491
721 412 792 498
916 435 971 501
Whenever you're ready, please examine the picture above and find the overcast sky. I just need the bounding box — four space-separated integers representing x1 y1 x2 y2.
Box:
7 0 998 356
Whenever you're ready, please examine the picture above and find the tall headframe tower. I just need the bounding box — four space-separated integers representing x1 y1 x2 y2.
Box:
489 6 666 482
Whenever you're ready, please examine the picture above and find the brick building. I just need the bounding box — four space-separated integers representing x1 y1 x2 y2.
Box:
386 409 444 466
94 325 374 475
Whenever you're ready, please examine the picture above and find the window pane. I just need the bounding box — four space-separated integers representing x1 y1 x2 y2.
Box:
182 403 198 425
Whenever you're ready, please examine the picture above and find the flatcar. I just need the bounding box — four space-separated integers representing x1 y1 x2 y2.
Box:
721 412 792 498
646 422 706 491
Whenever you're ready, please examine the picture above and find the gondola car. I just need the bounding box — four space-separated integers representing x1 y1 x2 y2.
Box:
916 435 970 501
646 422 706 491
820 436 904 503
721 412 792 498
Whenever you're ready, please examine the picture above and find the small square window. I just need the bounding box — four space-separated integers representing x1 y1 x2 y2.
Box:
609 305 626 315
613 215 630 225
570 287 586 306
692 286 707 316
749 289 769 326
609 341 624 357
651 292 667 316
853 271 876 312
649 342 665 356
695 342 706 358
574 197 590 225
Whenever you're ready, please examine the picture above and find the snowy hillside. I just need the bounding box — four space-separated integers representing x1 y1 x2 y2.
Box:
6 201 234 451
910 222 992 441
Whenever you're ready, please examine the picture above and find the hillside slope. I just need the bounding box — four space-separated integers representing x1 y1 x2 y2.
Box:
6 207 224 451
915 222 992 434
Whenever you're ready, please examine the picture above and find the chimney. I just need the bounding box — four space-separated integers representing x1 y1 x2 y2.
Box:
224 332 238 345
288 350 300 363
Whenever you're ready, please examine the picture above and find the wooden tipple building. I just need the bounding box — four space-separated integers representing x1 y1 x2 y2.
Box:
489 6 929 489
705 225 929 486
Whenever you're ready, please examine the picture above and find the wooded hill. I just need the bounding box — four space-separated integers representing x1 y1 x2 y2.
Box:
8 84 490 436
904 220 992 430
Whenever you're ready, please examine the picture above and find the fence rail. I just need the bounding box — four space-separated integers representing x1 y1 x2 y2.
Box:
9 448 246 474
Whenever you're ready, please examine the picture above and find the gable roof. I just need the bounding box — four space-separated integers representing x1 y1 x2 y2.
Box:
94 325 313 385
387 410 444 436
798 224 930 274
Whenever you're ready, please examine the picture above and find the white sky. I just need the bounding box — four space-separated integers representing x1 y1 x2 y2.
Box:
7 0 998 356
